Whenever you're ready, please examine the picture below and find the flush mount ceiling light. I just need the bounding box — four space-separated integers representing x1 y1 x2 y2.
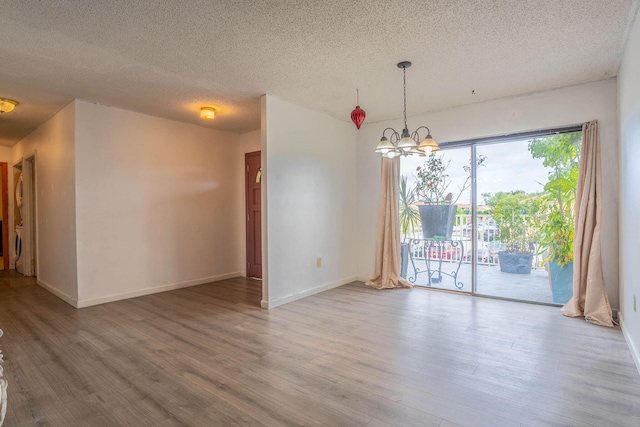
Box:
0 98 18 114
200 106 215 120
375 62 439 158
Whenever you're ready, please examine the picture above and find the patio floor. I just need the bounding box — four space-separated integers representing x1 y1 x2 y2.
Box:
406 260 556 304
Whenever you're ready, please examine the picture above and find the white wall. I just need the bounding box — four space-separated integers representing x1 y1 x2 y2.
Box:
74 100 243 306
357 79 620 308
12 102 78 302
236 130 261 276
618 11 640 371
263 95 358 308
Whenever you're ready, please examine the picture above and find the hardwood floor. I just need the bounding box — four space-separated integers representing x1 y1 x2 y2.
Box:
1 271 639 426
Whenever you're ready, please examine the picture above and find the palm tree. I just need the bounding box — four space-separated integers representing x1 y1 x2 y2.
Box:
399 175 420 242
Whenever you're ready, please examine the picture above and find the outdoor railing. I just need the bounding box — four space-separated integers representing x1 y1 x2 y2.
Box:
404 214 544 268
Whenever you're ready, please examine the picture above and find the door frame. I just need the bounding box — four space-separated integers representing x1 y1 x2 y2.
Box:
437 125 582 303
0 162 8 270
245 150 262 279
13 152 38 276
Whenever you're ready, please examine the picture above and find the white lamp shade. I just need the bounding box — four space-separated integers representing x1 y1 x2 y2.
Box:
375 138 394 154
397 135 417 151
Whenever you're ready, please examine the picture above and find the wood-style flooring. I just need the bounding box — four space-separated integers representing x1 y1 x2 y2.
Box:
1 270 639 426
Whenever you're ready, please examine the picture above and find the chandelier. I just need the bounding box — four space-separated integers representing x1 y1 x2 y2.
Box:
375 62 439 158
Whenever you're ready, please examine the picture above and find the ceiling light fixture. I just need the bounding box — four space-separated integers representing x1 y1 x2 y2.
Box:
0 98 18 114
200 106 215 120
375 62 439 158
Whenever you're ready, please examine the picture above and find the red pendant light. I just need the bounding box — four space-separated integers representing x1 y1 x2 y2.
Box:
350 89 366 129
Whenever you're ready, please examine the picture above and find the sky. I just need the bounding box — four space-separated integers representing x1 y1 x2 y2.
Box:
401 138 550 205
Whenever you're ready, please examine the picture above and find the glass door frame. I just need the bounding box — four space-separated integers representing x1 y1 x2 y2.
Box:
436 124 582 301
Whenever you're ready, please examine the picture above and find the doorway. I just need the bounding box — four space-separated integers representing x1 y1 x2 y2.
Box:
13 156 37 277
402 147 473 292
0 163 8 270
245 151 262 279
475 132 581 304
401 126 581 305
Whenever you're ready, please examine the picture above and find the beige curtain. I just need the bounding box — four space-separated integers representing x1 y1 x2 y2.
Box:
365 157 412 290
561 121 613 327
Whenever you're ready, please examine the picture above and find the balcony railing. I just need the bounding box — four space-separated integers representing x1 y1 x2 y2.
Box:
404 214 545 268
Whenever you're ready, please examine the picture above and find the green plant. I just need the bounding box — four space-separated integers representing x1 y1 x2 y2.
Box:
539 208 574 265
399 175 420 242
489 191 540 254
528 132 581 266
414 153 486 205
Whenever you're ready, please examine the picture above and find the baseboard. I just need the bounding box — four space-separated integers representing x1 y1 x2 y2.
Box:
620 312 640 376
76 272 242 308
355 276 369 283
37 279 79 308
261 276 357 309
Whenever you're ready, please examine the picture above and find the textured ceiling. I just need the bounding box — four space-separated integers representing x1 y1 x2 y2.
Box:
0 0 639 146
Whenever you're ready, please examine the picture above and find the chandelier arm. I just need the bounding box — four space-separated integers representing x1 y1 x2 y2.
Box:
381 127 401 144
412 126 433 141
389 131 401 145
414 126 431 136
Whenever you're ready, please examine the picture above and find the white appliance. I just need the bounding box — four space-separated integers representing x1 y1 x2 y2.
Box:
14 223 23 274
16 173 23 212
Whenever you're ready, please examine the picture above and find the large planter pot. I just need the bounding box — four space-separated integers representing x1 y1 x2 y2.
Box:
418 204 457 240
400 242 409 279
549 261 573 304
498 251 533 274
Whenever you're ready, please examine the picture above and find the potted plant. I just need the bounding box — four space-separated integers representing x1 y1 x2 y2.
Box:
414 153 486 239
489 191 540 274
528 132 580 303
399 175 420 278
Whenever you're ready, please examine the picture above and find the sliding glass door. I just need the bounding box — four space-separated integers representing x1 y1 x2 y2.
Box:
475 138 551 302
401 129 581 305
402 147 473 293
475 132 581 304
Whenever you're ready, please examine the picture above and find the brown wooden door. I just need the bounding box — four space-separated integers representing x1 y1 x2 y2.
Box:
245 151 262 279
1 163 7 270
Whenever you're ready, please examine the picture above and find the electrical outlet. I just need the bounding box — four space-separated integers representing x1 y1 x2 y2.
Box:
316 257 322 268
634 295 637 312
